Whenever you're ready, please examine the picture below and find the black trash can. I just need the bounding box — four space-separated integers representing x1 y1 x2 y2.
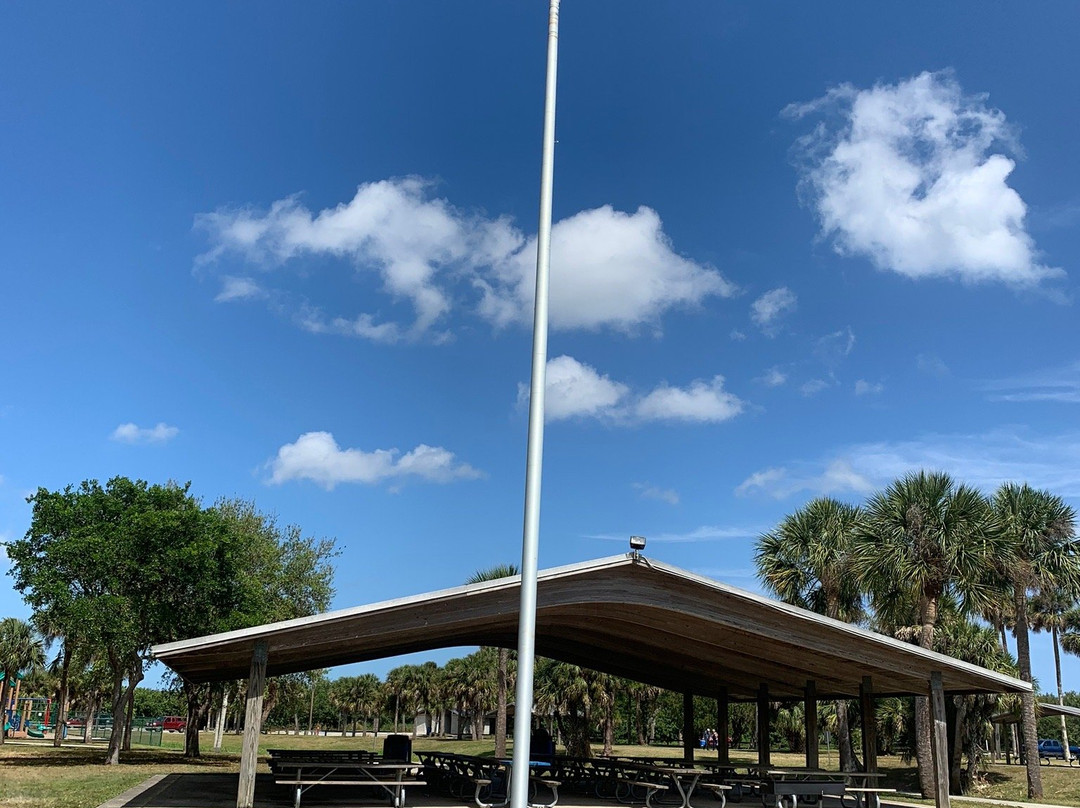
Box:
383 733 412 761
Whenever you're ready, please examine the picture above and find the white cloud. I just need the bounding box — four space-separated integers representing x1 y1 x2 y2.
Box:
197 180 734 340
197 178 517 337
296 306 405 344
480 205 736 332
634 377 744 423
215 276 266 303
521 355 629 420
520 355 745 425
735 427 1080 501
750 287 797 334
632 482 680 506
982 361 1080 403
730 329 747 341
735 459 875 499
917 353 950 377
759 367 788 387
267 431 482 490
110 422 179 445
814 327 856 366
854 379 884 395
800 379 830 397
787 71 1062 287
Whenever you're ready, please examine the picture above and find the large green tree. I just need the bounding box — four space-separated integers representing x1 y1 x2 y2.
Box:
992 483 1079 799
466 563 518 757
9 478 209 762
756 497 864 771
7 481 337 763
854 471 1003 798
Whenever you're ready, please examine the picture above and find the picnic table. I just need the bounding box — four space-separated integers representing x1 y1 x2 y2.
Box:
473 758 561 808
596 758 721 808
748 767 890 808
269 750 424 808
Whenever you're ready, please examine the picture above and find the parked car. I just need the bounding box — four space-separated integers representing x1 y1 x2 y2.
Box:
1037 738 1080 764
160 715 187 733
145 717 164 730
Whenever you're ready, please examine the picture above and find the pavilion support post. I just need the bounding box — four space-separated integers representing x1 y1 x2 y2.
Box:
757 683 770 769
805 680 819 770
859 676 877 774
929 672 950 808
237 640 268 808
683 692 695 763
717 687 730 766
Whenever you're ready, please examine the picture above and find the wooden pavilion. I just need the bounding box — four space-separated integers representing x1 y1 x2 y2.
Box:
153 554 1031 808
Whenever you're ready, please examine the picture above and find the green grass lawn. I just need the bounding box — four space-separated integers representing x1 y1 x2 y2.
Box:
2 734 1079 808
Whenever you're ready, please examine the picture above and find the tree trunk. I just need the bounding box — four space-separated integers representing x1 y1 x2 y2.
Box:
214 688 229 752
84 699 97 743
836 700 860 771
53 643 72 748
495 648 509 758
183 679 210 757
1014 591 1044 798
913 595 938 798
947 696 964 795
1052 625 1072 762
557 707 592 759
123 680 136 751
602 699 615 756
105 663 126 764
394 697 399 733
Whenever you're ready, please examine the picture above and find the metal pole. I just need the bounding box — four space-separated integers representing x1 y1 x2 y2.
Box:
511 3 560 808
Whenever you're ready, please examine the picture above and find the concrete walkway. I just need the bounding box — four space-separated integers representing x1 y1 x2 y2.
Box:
94 777 1080 808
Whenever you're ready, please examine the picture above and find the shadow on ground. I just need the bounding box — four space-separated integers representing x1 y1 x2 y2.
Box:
0 747 235 769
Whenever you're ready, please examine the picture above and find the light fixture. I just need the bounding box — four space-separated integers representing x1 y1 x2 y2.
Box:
629 535 646 557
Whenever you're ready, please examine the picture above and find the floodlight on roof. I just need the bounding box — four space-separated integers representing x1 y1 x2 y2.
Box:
629 535 646 560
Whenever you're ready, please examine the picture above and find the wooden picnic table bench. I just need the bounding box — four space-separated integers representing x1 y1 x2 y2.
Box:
272 757 424 808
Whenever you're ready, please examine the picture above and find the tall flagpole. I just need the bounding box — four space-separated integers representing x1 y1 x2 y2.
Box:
510 3 560 808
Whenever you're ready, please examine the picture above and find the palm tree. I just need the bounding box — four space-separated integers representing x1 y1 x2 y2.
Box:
1030 591 1079 762
756 497 864 771
353 673 383 736
854 471 1002 798
993 482 1079 800
385 666 411 733
467 564 518 757
0 618 46 745
442 651 497 740
534 658 592 758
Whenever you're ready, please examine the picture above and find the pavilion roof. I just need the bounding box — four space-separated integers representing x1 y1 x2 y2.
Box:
153 554 1030 699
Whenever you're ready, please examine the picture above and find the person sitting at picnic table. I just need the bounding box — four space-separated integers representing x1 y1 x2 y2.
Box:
529 720 554 762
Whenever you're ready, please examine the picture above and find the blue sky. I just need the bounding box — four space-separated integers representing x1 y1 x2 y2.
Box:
3 2 1080 693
